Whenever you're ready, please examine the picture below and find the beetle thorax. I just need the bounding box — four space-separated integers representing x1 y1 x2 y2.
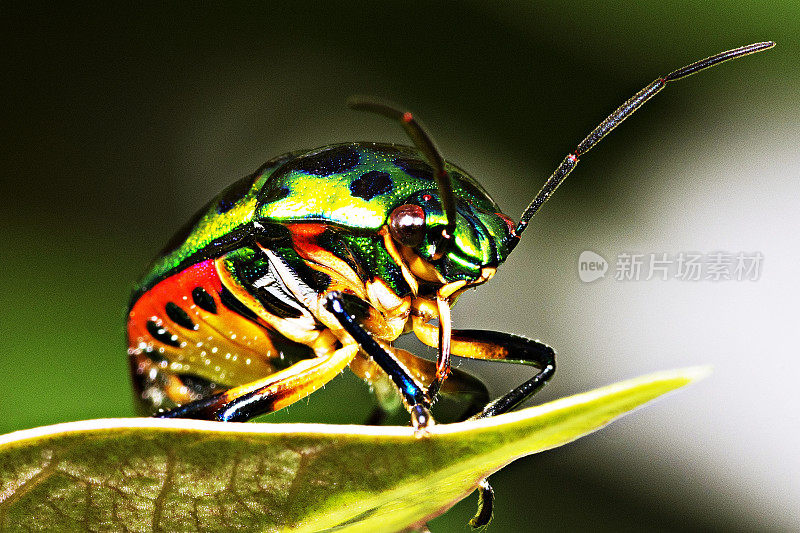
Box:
355 226 496 344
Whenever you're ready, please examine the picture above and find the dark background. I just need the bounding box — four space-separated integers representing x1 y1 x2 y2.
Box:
2 2 798 531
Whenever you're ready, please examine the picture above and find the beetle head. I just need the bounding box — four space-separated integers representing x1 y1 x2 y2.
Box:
348 99 518 286
388 189 516 285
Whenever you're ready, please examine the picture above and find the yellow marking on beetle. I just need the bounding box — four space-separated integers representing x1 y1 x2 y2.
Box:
411 297 439 321
438 279 467 300
366 278 411 341
220 343 360 411
400 244 445 283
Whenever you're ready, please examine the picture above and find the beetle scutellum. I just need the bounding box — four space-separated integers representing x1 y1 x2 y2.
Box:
127 42 773 527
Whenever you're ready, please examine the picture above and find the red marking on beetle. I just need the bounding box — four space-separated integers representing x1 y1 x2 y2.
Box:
128 259 223 347
286 223 328 255
402 112 413 123
422 194 433 202
286 223 326 239
495 213 517 237
568 153 578 162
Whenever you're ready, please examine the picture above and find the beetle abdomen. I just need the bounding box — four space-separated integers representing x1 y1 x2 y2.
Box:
127 257 317 413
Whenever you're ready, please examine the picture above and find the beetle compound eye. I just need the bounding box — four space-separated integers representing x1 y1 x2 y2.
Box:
388 204 426 247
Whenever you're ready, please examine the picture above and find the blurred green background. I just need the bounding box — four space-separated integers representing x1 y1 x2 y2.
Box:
2 2 798 531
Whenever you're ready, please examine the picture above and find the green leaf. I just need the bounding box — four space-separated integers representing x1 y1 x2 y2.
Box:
0 367 708 532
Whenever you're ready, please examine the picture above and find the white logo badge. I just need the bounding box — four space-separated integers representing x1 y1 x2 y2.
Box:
578 251 608 282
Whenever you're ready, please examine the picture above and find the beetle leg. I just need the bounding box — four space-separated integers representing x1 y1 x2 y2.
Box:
392 344 490 420
426 295 452 402
457 332 553 530
324 291 434 432
412 325 553 529
413 322 556 418
350 345 490 423
451 330 556 419
469 478 494 529
155 343 359 422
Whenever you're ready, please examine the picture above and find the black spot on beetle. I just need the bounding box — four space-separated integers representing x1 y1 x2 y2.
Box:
165 302 196 330
216 175 255 214
146 320 181 347
293 145 360 176
257 291 304 320
394 157 434 181
219 286 260 322
191 287 217 314
312 270 331 289
350 171 393 200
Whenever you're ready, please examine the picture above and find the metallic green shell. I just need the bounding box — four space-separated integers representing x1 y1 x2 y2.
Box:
255 143 498 229
130 152 298 305
254 143 516 278
132 143 515 305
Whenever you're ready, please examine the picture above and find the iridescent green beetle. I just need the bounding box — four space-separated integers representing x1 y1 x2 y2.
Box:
127 43 772 527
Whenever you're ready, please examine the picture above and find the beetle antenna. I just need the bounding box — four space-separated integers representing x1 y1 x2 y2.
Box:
348 97 457 250
514 41 775 241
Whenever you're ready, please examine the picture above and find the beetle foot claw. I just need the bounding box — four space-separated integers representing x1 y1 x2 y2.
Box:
411 404 434 438
469 478 494 528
